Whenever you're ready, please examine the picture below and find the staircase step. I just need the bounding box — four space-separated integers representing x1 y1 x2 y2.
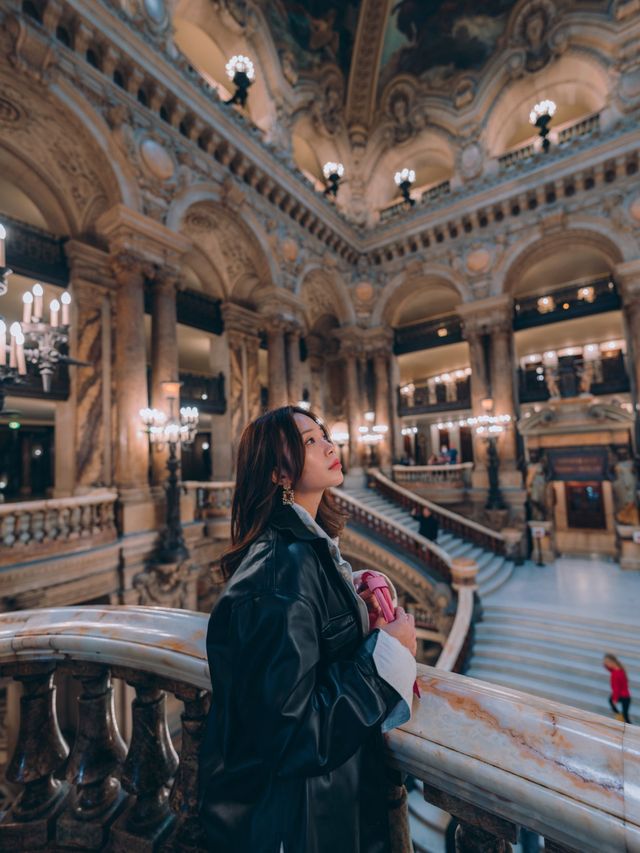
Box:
474 633 640 667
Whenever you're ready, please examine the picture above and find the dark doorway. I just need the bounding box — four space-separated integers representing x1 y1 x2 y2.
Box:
181 432 213 481
565 481 606 529
0 425 54 500
460 426 474 463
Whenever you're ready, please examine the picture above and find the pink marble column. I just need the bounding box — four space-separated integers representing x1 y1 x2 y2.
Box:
267 321 288 409
112 252 150 495
373 352 392 468
286 328 303 404
344 351 361 468
150 270 179 487
306 334 325 414
489 320 518 474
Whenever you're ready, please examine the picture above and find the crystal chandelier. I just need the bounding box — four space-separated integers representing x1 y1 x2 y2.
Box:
529 99 556 153
322 162 345 197
394 168 416 206
225 54 255 108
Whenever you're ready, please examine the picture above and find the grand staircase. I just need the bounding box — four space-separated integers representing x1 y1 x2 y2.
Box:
343 483 515 598
467 603 640 718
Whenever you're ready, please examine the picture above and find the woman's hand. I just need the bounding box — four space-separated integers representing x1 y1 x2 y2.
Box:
374 607 417 657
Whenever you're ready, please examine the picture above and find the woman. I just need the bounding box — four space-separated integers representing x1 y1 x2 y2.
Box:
604 653 632 723
199 406 417 853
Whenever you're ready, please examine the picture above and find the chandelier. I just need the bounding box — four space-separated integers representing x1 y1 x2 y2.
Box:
225 55 255 108
0 222 80 403
529 99 556 153
394 168 416 206
323 162 344 197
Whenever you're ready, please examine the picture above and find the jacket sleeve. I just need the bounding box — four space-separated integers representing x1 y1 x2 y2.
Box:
224 592 400 778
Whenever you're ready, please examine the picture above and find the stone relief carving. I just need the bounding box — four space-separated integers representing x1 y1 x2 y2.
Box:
507 0 567 77
311 70 345 136
133 560 191 608
382 83 426 145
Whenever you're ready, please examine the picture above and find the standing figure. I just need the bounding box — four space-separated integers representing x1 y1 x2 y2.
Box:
199 405 417 852
604 654 632 723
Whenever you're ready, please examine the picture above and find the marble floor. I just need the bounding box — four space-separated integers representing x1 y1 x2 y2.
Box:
486 554 639 626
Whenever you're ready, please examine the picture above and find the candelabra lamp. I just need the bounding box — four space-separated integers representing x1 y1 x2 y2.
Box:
323 162 344 198
394 168 416 206
529 99 556 153
140 382 199 563
473 400 510 510
358 411 388 467
225 55 255 108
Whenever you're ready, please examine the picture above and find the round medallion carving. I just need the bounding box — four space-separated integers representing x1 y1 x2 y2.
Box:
460 142 483 180
0 97 21 123
354 281 374 303
280 238 298 263
139 138 174 181
466 248 491 274
629 196 640 224
143 0 166 24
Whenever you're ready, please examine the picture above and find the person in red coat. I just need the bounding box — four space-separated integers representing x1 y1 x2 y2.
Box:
604 654 632 723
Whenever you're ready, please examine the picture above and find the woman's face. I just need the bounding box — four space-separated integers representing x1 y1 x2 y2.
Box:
292 412 343 496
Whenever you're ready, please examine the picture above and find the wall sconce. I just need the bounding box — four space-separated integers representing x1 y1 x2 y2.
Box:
537 295 555 314
394 168 415 206
225 55 255 108
577 286 595 303
529 99 556 153
437 327 448 338
323 162 344 197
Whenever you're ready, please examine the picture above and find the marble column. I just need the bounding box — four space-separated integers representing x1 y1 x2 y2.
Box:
112 252 151 495
208 332 232 479
306 334 325 414
489 319 519 476
464 326 490 477
373 352 392 468
344 351 361 469
286 328 303 404
222 303 262 461
150 270 179 487
616 260 640 447
266 321 288 409
389 353 403 463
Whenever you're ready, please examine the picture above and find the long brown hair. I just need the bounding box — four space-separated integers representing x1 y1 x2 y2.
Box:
221 405 348 577
604 653 626 673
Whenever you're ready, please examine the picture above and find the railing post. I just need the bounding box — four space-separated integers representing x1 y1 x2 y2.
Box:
111 680 179 851
56 665 127 849
165 686 211 851
0 664 69 848
422 783 516 853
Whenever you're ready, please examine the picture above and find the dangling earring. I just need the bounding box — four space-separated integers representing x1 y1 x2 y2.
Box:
282 484 295 506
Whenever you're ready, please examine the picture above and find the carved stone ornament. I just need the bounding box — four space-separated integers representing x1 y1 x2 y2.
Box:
139 137 175 181
311 70 345 137
508 0 565 75
465 246 492 275
459 141 484 180
630 194 640 224
133 560 191 608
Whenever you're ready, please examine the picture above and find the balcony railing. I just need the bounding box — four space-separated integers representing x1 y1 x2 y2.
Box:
394 314 463 355
498 113 601 170
518 352 630 403
513 276 620 330
0 491 118 565
0 606 636 852
398 379 471 416
379 180 452 224
392 463 474 488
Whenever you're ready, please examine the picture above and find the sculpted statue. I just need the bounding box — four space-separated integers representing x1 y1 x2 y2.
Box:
612 450 640 524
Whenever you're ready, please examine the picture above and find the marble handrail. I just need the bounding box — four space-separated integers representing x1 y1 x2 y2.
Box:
392 463 473 487
0 490 118 516
370 469 505 550
0 606 637 853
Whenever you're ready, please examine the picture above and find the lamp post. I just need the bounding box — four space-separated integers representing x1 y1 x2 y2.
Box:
140 381 199 563
225 55 255 108
529 99 556 153
474 399 509 510
323 162 344 198
394 168 416 207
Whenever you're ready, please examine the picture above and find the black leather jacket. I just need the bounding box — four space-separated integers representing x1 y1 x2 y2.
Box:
199 505 401 853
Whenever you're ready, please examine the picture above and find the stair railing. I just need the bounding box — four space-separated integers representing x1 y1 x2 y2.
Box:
369 468 508 556
0 606 635 853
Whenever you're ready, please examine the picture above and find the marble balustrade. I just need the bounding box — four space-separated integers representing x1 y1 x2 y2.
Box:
0 606 637 852
393 462 474 486
0 491 118 563
182 480 235 519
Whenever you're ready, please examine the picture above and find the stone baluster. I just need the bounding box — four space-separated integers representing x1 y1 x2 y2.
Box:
0 665 69 848
166 687 211 851
112 680 179 850
150 268 180 488
422 782 516 853
56 666 127 849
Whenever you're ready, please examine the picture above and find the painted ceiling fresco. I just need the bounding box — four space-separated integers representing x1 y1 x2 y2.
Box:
265 0 362 78
379 0 520 89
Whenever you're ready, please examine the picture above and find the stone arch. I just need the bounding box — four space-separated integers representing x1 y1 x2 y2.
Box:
373 266 468 328
494 221 630 297
0 72 135 236
175 195 276 306
298 265 356 328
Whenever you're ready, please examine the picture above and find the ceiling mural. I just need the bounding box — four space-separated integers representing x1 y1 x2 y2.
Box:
379 0 520 90
265 0 362 79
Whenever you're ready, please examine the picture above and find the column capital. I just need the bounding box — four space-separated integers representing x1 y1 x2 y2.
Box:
96 204 192 269
110 250 154 287
334 325 393 358
222 302 262 339
458 295 513 336
65 240 116 292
